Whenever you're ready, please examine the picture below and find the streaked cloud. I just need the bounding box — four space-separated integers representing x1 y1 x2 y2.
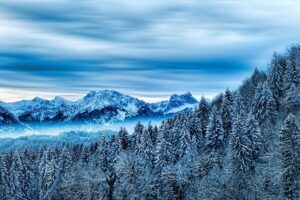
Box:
0 0 300 102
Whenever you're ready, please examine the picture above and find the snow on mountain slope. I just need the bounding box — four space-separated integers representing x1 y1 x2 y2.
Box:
165 103 198 114
150 92 198 113
2 96 72 122
0 90 199 124
75 90 145 115
0 105 19 125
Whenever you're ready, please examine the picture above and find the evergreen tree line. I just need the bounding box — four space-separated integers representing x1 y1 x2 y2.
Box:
0 45 299 199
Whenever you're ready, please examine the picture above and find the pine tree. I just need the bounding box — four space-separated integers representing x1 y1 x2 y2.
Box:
267 52 286 109
38 149 58 200
187 111 197 136
229 91 254 199
133 122 144 154
230 91 250 172
171 117 182 158
206 106 225 153
57 146 73 197
285 83 300 113
10 152 25 200
240 68 267 111
280 114 300 199
118 127 129 150
178 122 193 158
0 155 7 199
193 114 203 153
140 128 154 164
220 89 233 142
80 145 90 164
147 122 157 146
197 96 210 138
205 106 225 168
211 93 223 111
21 151 37 199
245 113 263 175
152 125 159 146
96 137 110 173
284 45 300 91
155 123 175 168
0 155 6 198
0 153 12 199
206 106 225 167
252 82 277 126
186 111 202 152
109 134 120 158
59 146 73 175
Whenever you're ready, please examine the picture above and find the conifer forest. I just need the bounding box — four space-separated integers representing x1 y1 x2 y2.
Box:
0 45 299 200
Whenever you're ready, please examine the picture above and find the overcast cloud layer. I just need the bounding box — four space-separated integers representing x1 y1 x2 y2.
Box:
1 0 300 102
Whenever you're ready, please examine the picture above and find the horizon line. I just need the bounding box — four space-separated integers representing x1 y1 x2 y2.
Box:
0 88 221 104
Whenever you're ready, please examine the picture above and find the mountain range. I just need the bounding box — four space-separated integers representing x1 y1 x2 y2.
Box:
0 90 198 127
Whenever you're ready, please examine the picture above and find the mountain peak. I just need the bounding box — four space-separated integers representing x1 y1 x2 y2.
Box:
165 92 198 111
84 90 123 100
53 96 65 101
169 92 197 104
32 97 45 102
52 96 69 105
182 91 192 96
84 90 97 99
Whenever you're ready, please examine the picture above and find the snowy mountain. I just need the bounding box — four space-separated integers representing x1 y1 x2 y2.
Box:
0 105 20 125
0 90 198 126
1 96 72 123
150 92 198 113
0 105 29 134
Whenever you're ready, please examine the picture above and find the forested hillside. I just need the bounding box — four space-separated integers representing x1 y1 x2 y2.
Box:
0 45 299 200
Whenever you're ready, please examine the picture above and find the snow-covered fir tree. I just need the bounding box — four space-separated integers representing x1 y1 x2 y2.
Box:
139 127 155 165
118 127 129 150
178 121 195 158
285 83 300 113
267 52 286 110
252 82 277 127
155 122 175 168
206 106 225 168
245 113 264 175
230 91 250 173
280 114 300 199
9 152 25 200
229 91 255 199
20 151 36 199
239 68 267 111
206 106 225 152
38 149 58 200
197 96 210 138
133 122 144 155
220 89 233 142
284 45 300 91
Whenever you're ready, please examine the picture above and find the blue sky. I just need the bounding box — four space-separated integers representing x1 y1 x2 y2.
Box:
0 0 300 102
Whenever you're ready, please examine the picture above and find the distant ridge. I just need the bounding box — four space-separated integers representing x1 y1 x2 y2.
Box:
0 90 198 126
